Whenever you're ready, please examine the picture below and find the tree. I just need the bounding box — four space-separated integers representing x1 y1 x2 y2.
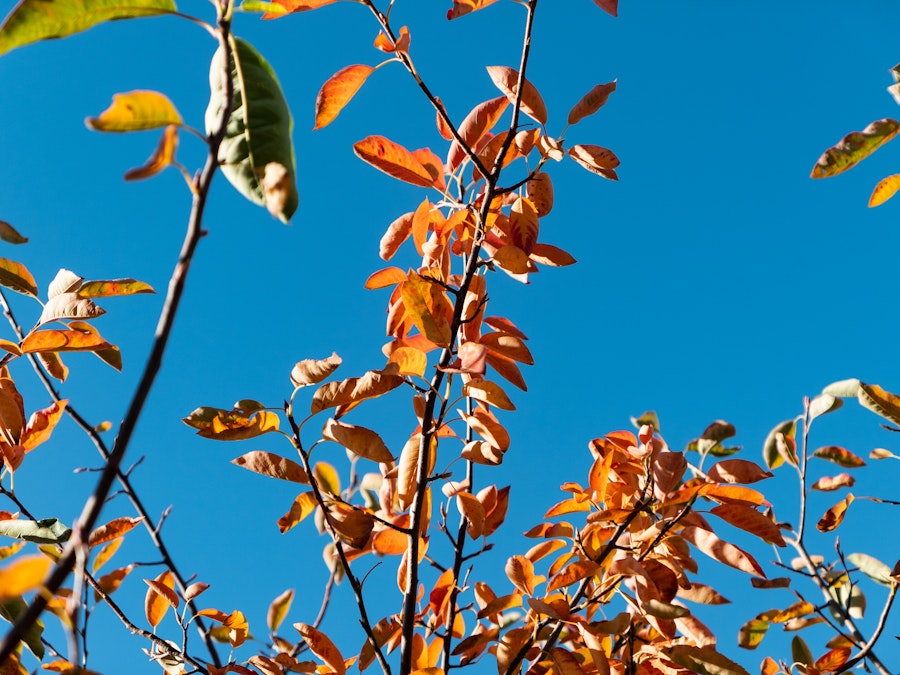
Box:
0 1 897 674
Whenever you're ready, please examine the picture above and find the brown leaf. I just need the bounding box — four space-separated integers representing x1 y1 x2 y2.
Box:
354 136 436 187
710 504 785 546
530 243 576 267
568 144 619 180
310 369 404 414
231 451 308 483
706 459 773 484
323 418 393 463
680 525 766 577
817 494 854 532
811 473 855 491
567 81 617 125
315 65 374 130
812 445 866 468
591 0 618 16
486 65 547 125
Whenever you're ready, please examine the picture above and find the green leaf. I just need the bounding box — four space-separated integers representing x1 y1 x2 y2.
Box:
847 553 892 586
737 618 768 650
0 596 44 659
240 0 287 14
811 119 900 178
206 37 298 223
0 518 71 544
791 636 814 667
822 378 861 398
0 0 177 57
808 393 842 420
0 257 37 297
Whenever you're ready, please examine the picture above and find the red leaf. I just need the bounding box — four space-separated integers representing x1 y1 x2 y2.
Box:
354 136 436 187
315 65 374 130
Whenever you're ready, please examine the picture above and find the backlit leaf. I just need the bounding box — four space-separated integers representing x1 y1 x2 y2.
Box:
815 648 851 674
568 144 619 180
447 96 509 172
21 399 67 451
231 451 308 483
0 257 37 297
388 346 427 378
290 352 341 388
315 65 374 130
78 279 154 297
509 197 539 255
124 125 179 181
87 90 181 132
530 243 576 267
323 418 393 463
567 81 616 125
402 272 453 347
812 445 865 468
526 171 554 216
667 646 750 675
144 570 175 628
812 119 900 178
265 0 337 15
294 623 346 675
310 369 403 414
447 0 500 20
869 174 900 207
707 459 772 484
486 66 547 125
676 583 730 605
0 555 50 600
365 267 406 290
680 526 765 577
373 25 409 54
457 492 485 539
847 552 892 585
463 380 515 411
88 516 142 548
354 136 436 188
267 589 294 631
768 601 814 623
21 329 111 354
207 37 298 222
185 405 279 441
505 555 536 595
816 493 854 532
0 0 177 56
277 492 318 533
38 293 105 325
809 393 842 420
380 212 414 260
709 504 784 546
737 618 768 649
821 378 860 397
762 419 795 470
811 473 855 491
857 382 900 426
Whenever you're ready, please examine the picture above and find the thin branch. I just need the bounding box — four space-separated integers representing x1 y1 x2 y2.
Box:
0 15 235 665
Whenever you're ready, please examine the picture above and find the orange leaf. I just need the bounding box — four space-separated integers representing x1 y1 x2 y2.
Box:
294 623 346 675
21 329 110 354
290 352 342 388
592 0 618 17
354 135 436 187
869 174 900 207
463 379 515 411
94 564 134 600
568 144 619 180
492 245 531 275
815 648 851 674
526 172 554 216
812 445 866 468
505 555 537 595
484 351 527 391
277 492 318 534
314 65 374 130
365 266 406 290
567 81 617 125
266 0 337 16
817 494 854 532
88 516 143 548
479 332 533 366
310 370 404 414
402 272 453 347
710 504 785 546
231 451 308 483
374 26 410 54
398 435 421 510
547 560 599 592
509 197 539 255
124 125 178 181
380 212 414 260
388 346 427 378
21 399 68 451
447 96 509 173
447 0 500 20
680 525 766 577
456 493 485 539
0 555 50 600
462 407 509 451
144 570 175 628
77 279 154 298
706 459 773 484
323 418 393 463
486 65 547 125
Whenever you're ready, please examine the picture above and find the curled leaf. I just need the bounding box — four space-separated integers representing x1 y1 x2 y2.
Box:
87 90 182 132
811 119 900 178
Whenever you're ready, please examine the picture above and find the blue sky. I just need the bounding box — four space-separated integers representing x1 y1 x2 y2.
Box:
1 0 900 672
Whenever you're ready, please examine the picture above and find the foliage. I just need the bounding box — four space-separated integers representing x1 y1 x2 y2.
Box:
0 1 897 675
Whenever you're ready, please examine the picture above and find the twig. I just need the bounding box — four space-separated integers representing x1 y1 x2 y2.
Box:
0 14 235 666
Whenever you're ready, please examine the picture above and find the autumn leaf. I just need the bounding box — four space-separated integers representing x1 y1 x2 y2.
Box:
0 555 50 600
591 0 618 17
568 144 619 180
447 96 509 173
447 0 500 20
530 243 576 267
267 589 294 631
680 526 766 577
290 352 342 388
486 66 548 125
88 516 143 548
567 81 617 125
0 221 27 245
374 25 410 54
294 623 346 675
0 257 38 297
402 272 453 347
354 136 436 187
526 172 554 216
277 492 318 533
869 174 900 207
323 418 393 463
144 570 175 628
122 124 179 181
463 380 516 411
817 494 854 532
812 445 866 468
87 90 181 132
380 212 415 260
264 0 337 15
811 119 900 178
505 555 537 595
0 0 175 56
811 473 855 491
21 329 111 354
706 459 773 484
231 451 308 483
20 399 67 451
310 369 404 414
315 65 375 130
77 279 154 297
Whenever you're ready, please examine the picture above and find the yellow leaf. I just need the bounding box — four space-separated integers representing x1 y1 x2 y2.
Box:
277 492 318 533
463 380 516 411
294 623 346 675
315 65 374 130
86 90 182 132
124 125 179 181
267 589 294 631
388 346 427 378
402 272 453 347
77 278 154 297
0 554 50 599
812 119 900 178
869 174 900 207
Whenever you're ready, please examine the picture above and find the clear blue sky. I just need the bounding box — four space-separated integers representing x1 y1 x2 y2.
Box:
1 0 899 672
